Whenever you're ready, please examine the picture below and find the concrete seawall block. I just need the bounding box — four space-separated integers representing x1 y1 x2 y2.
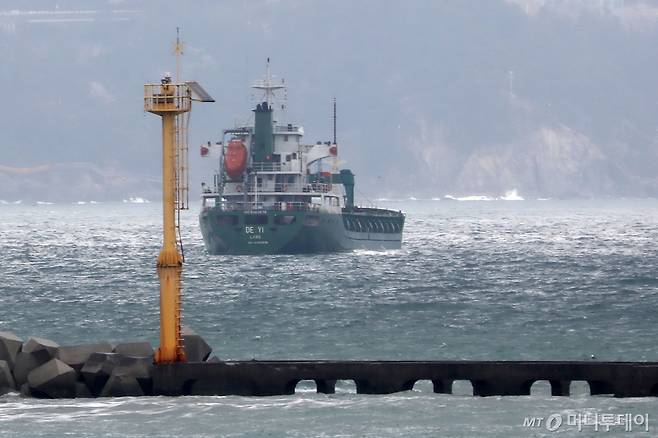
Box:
56 343 113 371
0 332 23 371
113 342 153 357
13 348 53 386
81 353 153 396
23 337 59 357
182 326 212 362
100 371 145 397
81 353 114 395
0 360 16 395
27 358 77 399
354 378 415 394
75 382 92 398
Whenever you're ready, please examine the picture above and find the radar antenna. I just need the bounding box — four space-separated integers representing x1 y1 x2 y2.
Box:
252 58 285 105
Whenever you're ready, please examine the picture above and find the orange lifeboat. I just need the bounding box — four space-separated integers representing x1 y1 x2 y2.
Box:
224 139 247 181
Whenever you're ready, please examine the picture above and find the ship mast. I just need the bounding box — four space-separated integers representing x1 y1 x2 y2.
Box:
333 97 337 145
331 97 339 177
252 58 285 105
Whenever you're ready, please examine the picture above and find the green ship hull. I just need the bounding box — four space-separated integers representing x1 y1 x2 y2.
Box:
199 207 404 255
199 64 405 255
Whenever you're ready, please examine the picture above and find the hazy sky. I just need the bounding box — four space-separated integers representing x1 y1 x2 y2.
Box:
2 0 658 198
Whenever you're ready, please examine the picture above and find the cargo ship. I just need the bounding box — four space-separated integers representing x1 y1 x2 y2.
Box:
199 63 404 254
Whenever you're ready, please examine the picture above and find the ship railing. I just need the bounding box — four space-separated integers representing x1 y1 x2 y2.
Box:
252 162 282 172
274 125 302 134
255 182 334 193
202 181 337 196
215 201 320 213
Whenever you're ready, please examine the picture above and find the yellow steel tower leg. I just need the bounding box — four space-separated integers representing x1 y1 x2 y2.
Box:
154 112 186 363
145 63 213 365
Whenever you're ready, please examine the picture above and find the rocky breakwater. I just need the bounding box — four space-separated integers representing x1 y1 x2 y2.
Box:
0 327 213 398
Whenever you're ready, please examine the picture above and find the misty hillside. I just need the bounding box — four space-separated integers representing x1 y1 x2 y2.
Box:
0 163 160 203
1 0 658 201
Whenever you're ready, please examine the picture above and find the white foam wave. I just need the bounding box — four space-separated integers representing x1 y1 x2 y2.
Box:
36 201 54 205
500 189 524 201
443 190 524 201
444 194 495 201
123 197 150 204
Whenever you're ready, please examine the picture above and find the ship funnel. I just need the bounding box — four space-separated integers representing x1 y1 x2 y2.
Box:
340 169 355 208
253 100 274 162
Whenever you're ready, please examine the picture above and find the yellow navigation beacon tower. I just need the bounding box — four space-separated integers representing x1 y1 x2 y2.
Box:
144 73 214 363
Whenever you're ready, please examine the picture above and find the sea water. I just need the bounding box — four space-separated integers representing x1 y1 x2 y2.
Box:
1 199 657 437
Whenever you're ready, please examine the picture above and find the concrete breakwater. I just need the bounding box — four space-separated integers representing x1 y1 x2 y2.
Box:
0 329 213 398
3 331 658 398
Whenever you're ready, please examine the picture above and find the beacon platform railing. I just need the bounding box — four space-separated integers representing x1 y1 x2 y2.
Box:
144 83 192 113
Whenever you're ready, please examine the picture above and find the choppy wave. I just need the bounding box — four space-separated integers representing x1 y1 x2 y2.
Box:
1 200 658 436
444 194 495 201
122 197 150 204
443 190 524 201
